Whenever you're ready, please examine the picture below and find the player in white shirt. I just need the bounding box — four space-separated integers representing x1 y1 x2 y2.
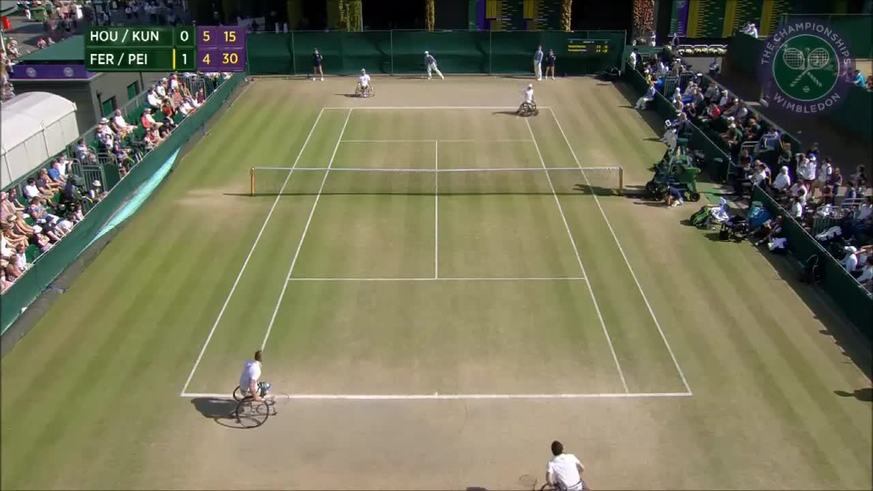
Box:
356 68 373 97
238 350 271 401
517 84 537 115
546 441 587 491
424 51 444 80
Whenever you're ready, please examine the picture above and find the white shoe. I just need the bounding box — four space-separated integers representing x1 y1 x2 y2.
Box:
551 77 556 80
320 77 324 81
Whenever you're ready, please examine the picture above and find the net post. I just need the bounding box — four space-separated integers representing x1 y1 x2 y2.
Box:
250 167 255 196
619 166 624 195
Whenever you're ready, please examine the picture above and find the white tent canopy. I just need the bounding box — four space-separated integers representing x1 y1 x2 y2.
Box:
1 92 79 186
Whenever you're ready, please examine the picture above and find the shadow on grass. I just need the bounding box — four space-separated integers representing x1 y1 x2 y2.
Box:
834 388 873 402
492 110 521 117
751 245 872 380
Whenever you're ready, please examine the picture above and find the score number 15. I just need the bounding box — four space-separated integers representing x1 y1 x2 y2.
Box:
201 30 237 43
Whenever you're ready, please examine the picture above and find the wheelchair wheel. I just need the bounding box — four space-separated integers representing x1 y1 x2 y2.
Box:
689 191 701 202
231 397 275 428
233 385 244 401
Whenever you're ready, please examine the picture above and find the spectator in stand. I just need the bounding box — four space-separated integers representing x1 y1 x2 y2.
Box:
140 108 163 130
855 196 873 223
23 177 52 200
811 157 832 196
634 82 656 110
852 70 866 88
0 192 23 222
842 246 860 273
796 154 817 188
156 79 168 98
857 256 873 288
849 165 868 191
751 161 770 188
13 243 28 273
0 221 29 250
111 109 136 138
75 139 96 164
772 166 791 195
96 118 115 150
36 168 59 196
790 196 804 219
146 87 162 108
628 48 638 71
160 99 177 128
144 126 163 149
789 179 809 205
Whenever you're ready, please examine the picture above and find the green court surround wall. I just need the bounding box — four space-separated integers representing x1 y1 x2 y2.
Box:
247 30 627 76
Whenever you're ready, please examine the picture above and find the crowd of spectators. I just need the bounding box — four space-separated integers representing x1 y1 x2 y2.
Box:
630 46 873 291
1 71 226 294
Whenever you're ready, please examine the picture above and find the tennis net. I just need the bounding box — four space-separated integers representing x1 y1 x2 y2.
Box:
250 166 623 196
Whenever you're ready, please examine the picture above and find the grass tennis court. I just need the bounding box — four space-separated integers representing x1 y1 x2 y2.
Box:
1 77 870 490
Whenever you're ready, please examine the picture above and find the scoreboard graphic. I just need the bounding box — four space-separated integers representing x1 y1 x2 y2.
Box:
567 39 610 56
85 26 247 72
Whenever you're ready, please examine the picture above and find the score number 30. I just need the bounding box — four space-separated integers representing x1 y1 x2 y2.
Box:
201 52 240 65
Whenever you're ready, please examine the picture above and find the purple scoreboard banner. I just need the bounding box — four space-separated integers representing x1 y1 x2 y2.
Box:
9 63 96 81
196 26 247 72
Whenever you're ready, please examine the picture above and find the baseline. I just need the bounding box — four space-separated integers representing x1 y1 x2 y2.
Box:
286 277 587 282
180 391 692 400
322 106 552 110
547 107 693 395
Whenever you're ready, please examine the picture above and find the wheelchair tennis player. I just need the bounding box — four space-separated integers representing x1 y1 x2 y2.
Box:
517 83 538 116
355 68 374 98
239 350 271 402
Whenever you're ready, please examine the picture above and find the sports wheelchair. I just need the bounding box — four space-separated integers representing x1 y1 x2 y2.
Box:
355 82 374 98
517 100 539 116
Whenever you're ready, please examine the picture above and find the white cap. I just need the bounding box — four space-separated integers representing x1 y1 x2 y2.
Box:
361 68 366 74
424 50 429 54
528 83 533 88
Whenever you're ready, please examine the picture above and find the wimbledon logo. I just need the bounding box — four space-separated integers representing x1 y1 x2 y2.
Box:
759 20 852 114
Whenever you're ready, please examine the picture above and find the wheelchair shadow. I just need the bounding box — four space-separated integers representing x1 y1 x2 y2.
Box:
190 397 254 429
492 110 520 117
334 93 359 98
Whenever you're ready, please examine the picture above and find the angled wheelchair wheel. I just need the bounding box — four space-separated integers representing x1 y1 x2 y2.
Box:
232 398 272 429
232 385 244 401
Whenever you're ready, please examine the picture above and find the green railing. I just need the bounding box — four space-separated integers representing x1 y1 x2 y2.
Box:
0 73 247 336
248 30 627 76
752 186 873 337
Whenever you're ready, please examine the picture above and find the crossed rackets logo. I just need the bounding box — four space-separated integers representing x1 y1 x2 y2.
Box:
772 34 839 102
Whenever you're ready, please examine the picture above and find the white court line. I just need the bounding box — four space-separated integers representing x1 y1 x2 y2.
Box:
260 109 354 351
253 166 595 173
341 139 534 143
287 277 587 282
434 140 439 279
179 107 328 396
324 106 551 110
525 118 629 394
547 107 692 395
181 391 692 400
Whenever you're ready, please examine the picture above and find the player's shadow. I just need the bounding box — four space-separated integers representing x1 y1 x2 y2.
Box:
190 397 247 428
834 388 873 402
